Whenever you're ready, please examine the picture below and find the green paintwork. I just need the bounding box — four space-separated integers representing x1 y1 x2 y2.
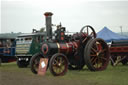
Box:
29 36 42 55
16 33 45 57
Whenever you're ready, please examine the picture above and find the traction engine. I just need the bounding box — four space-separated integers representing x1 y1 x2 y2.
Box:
30 12 110 76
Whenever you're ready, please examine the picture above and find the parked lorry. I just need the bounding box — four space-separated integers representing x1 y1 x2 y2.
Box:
16 32 45 68
0 37 16 65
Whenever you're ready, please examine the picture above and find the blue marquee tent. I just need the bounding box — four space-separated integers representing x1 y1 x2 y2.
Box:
97 27 128 42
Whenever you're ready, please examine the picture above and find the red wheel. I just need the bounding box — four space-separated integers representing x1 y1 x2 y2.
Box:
80 25 96 38
49 53 68 76
84 38 110 71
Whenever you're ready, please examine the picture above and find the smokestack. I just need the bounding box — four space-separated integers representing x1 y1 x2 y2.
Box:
44 12 53 39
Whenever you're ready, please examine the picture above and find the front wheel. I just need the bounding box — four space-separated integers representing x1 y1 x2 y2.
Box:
49 53 68 76
30 52 44 74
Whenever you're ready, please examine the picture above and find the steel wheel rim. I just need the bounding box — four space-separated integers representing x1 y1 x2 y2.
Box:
85 38 110 71
53 57 65 74
50 53 68 76
89 39 109 70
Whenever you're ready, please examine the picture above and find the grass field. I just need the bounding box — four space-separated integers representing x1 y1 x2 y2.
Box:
0 62 128 85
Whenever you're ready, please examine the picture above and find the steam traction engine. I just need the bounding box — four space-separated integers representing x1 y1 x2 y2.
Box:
30 12 110 76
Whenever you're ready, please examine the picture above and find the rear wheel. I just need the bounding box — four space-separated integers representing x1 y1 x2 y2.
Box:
49 53 68 76
30 52 43 74
84 38 110 71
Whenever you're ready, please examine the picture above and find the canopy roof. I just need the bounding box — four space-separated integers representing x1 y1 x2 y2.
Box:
97 27 128 42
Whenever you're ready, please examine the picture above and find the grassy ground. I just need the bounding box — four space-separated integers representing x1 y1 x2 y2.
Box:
0 62 128 85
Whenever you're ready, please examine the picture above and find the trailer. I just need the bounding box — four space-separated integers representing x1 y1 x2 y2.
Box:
110 40 128 66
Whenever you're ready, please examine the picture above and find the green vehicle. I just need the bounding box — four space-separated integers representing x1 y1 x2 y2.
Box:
16 33 45 68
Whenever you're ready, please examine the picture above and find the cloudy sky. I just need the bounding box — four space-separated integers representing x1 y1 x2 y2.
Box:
1 0 128 33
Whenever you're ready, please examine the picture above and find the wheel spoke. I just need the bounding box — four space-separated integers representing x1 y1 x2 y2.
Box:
100 49 106 53
92 50 104 68
90 32 94 36
49 53 68 76
90 54 97 57
56 57 59 63
60 66 64 72
95 43 99 51
97 56 100 68
91 47 97 53
90 57 96 63
96 54 105 67
59 57 63 63
91 57 97 64
95 42 101 52
58 68 61 73
99 56 107 61
53 66 57 72
56 67 60 73
61 60 65 65
54 59 58 64
53 63 57 67
87 26 89 35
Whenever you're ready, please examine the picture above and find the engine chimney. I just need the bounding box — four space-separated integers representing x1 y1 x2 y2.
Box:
44 12 53 39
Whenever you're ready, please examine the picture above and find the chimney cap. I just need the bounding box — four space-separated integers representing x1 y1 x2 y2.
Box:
44 12 53 16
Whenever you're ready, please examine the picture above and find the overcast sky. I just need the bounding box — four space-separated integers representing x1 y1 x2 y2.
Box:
1 0 128 33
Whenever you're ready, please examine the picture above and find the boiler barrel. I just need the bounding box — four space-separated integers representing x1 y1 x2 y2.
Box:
41 42 79 56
